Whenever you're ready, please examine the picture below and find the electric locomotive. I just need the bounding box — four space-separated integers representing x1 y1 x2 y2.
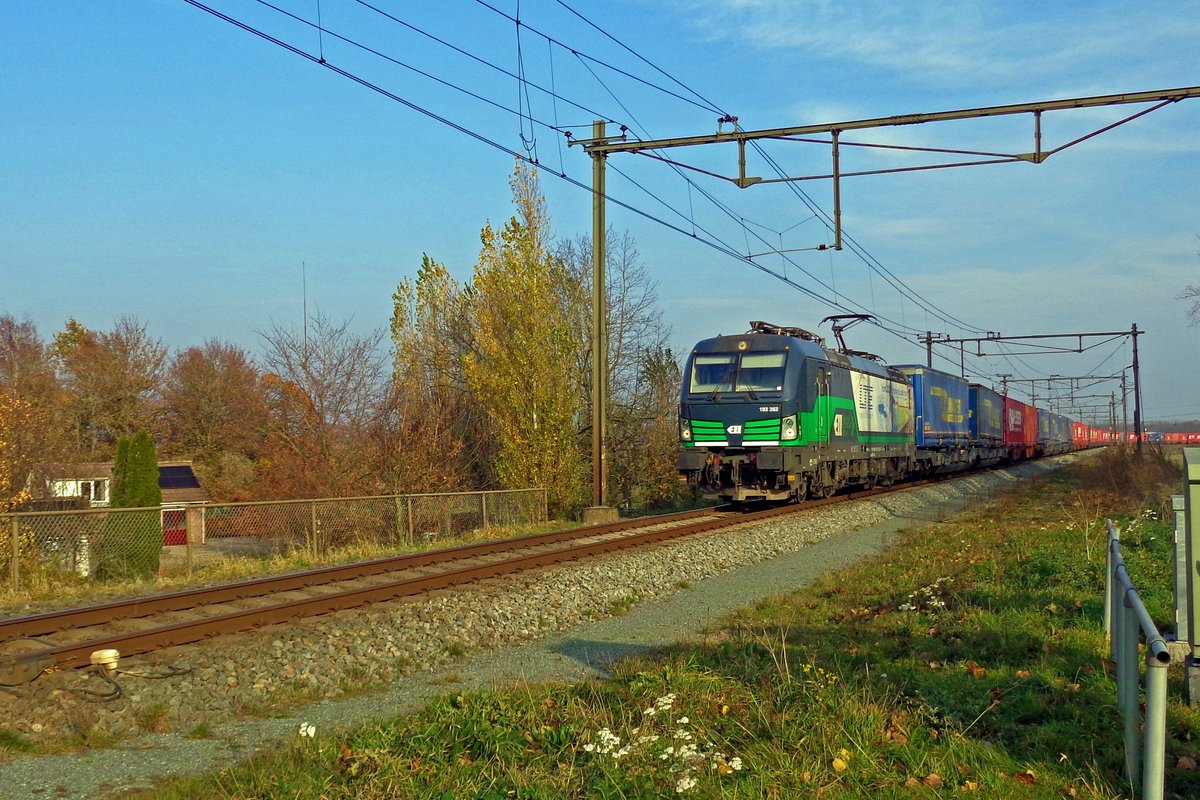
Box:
676 321 916 503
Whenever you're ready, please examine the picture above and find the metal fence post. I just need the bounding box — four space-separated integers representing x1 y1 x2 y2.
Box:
1175 494 1189 642
8 515 18 592
1105 532 1116 655
1184 448 1200 705
1143 655 1169 800
185 524 193 576
406 496 414 544
310 501 319 559
1120 600 1140 786
481 492 488 531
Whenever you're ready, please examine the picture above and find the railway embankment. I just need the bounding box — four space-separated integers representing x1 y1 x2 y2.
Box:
4 453 1170 799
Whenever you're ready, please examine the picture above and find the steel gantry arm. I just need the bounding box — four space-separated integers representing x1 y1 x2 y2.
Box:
577 86 1200 250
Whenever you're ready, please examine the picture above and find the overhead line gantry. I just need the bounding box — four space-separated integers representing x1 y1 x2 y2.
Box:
571 88 1198 507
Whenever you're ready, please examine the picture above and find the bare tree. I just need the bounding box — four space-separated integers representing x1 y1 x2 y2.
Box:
1181 235 1200 325
556 229 680 509
257 310 388 498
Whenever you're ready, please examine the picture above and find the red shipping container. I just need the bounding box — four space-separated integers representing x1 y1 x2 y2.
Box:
1072 422 1088 450
1003 397 1038 458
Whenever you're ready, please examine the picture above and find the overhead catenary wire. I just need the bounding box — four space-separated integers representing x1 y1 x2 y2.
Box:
350 0 617 124
247 0 579 136
190 0 1019 380
531 1 999 338
469 0 724 114
280 0 971 348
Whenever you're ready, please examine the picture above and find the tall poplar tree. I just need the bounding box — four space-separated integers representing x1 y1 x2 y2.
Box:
462 163 585 515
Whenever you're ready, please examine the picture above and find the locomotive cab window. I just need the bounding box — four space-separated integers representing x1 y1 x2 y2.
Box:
689 354 736 393
736 352 786 392
688 351 787 395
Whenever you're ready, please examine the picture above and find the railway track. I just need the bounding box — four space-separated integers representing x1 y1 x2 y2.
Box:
0 480 934 684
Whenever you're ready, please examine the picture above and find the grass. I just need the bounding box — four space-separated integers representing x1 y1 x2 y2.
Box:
127 449 1200 798
0 727 34 754
185 722 216 740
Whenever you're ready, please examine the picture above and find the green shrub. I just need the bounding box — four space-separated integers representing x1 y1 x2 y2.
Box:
97 431 162 580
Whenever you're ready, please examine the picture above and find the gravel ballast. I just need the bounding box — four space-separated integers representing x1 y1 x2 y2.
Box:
0 458 1073 798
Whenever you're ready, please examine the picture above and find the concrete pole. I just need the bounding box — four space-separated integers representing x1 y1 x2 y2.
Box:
591 120 609 511
1121 371 1129 442
1131 324 1143 454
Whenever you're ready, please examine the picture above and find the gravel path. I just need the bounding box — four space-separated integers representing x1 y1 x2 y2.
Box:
0 458 1072 798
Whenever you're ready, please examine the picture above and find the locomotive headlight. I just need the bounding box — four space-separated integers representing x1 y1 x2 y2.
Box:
781 414 798 440
680 419 692 441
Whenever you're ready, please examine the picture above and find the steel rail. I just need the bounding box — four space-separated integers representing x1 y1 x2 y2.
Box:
0 506 718 640
0 472 981 678
0 505 790 673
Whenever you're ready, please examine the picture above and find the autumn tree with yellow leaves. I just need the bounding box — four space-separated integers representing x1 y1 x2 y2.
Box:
1 316 66 510
388 255 484 492
462 164 586 515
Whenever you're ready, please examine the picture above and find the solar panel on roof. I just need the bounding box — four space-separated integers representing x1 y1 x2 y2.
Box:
158 466 201 489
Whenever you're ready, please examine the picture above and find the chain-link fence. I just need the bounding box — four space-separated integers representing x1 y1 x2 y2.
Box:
1 488 547 592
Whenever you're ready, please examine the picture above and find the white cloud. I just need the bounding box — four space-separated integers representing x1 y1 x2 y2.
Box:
676 1 1200 88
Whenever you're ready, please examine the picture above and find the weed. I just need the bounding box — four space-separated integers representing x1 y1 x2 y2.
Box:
606 594 641 616
185 721 215 740
0 727 34 752
134 702 172 734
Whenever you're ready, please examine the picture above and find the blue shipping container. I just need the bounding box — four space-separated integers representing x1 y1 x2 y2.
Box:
895 366 971 447
969 384 1004 442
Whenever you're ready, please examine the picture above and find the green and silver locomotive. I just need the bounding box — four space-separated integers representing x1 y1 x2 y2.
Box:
677 321 916 503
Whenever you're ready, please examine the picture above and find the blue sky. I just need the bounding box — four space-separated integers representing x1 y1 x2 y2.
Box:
2 1 1198 424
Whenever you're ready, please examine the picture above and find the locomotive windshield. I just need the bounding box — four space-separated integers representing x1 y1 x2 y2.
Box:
688 351 787 394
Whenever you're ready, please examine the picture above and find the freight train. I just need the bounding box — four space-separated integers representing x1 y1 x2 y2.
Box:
676 321 1115 503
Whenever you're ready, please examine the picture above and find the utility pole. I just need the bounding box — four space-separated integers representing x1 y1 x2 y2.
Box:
1131 323 1144 454
918 331 948 369
590 121 610 515
572 121 625 522
1121 370 1129 441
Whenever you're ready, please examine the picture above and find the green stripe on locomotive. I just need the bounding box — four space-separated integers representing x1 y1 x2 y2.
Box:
686 393 910 447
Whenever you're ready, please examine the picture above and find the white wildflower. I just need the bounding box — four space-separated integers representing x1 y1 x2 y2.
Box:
677 716 690 724
298 722 316 738
676 776 698 793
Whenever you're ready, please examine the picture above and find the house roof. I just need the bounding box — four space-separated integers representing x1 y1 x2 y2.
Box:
47 460 210 504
